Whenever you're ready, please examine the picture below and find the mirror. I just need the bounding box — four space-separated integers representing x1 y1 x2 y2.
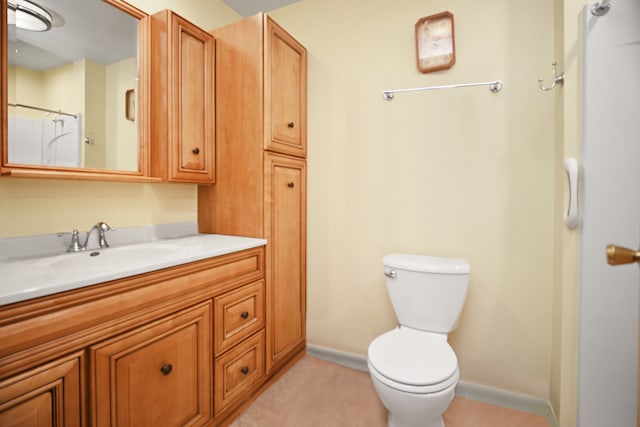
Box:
3 0 149 176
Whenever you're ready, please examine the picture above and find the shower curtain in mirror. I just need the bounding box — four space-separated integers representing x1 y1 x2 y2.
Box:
8 112 82 167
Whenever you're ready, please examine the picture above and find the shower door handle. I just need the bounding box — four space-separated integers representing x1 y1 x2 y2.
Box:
606 244 640 265
564 158 580 229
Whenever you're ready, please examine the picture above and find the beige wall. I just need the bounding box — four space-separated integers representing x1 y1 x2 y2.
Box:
2 0 589 418
9 62 83 119
83 59 107 169
42 61 83 117
271 0 555 399
550 1 590 425
9 66 44 118
105 57 137 171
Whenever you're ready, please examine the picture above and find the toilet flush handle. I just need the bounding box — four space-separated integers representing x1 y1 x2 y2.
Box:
384 269 396 279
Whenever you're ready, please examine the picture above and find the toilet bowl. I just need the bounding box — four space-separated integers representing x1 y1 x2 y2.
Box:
368 254 469 427
368 327 459 427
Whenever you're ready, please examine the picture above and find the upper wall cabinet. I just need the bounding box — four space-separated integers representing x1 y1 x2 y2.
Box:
1 0 156 182
150 10 215 184
265 19 307 158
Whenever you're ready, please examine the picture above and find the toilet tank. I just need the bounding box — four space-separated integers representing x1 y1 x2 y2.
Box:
383 253 470 333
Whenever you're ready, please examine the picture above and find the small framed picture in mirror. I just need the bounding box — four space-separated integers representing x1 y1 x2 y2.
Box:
125 89 135 121
415 11 455 73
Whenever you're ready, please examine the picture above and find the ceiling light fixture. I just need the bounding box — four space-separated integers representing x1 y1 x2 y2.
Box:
7 0 52 32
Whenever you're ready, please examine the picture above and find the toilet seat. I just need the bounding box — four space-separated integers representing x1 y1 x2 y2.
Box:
368 327 459 394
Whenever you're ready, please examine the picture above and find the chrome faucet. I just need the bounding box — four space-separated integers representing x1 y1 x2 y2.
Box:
64 222 115 252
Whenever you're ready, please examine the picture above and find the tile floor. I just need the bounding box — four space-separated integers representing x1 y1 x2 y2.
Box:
231 355 550 427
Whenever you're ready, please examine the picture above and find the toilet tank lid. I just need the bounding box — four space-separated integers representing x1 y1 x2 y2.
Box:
383 253 470 274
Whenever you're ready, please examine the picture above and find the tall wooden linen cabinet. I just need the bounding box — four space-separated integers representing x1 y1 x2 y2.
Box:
198 13 307 375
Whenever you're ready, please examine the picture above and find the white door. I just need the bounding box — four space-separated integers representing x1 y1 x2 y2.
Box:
578 1 640 426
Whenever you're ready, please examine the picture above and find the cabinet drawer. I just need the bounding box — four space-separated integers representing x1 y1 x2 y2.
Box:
214 330 264 415
214 280 264 356
90 302 212 427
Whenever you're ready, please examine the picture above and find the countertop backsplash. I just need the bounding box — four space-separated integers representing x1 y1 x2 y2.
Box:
0 222 200 262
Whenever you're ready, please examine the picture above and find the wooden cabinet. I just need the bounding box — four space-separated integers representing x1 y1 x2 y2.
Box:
91 302 212 427
150 10 215 183
0 247 266 427
264 154 307 368
198 13 307 375
0 352 83 427
264 19 307 158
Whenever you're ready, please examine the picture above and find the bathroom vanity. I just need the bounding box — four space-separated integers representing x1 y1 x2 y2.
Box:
0 236 301 426
0 1 308 424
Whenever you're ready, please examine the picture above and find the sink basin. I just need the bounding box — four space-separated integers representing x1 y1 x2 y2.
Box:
0 234 267 306
48 244 181 270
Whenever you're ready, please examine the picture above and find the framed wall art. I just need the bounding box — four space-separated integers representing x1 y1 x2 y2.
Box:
415 11 456 73
125 89 135 121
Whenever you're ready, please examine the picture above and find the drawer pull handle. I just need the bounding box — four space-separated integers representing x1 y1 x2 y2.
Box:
287 182 295 188
241 366 249 375
241 311 249 319
161 364 173 376
192 147 200 155
287 122 295 128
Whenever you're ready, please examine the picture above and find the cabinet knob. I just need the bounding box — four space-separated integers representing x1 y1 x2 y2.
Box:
287 182 295 188
241 366 249 375
160 364 173 376
287 122 295 128
240 311 249 319
192 147 200 155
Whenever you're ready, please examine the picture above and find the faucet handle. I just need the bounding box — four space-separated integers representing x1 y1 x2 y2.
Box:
96 222 115 248
97 222 115 232
62 229 84 252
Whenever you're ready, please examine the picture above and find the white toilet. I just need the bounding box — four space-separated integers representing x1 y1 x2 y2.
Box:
367 253 470 427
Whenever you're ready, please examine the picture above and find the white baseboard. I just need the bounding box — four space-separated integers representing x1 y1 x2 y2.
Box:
306 344 558 427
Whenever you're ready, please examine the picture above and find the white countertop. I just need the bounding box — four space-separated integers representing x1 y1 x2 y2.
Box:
0 234 266 306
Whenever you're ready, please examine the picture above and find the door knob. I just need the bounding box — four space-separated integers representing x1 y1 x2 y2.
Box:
606 244 640 265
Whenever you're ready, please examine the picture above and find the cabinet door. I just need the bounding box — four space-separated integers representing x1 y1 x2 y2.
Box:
264 154 307 372
0 352 83 427
170 13 215 182
264 17 307 158
91 302 212 427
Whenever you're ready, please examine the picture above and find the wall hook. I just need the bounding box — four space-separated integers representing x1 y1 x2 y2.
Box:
538 62 564 91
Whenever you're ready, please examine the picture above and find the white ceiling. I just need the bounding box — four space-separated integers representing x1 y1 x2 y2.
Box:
9 0 137 71
222 0 301 17
7 0 301 72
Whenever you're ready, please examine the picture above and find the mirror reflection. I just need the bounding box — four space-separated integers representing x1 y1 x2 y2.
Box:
6 0 139 171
